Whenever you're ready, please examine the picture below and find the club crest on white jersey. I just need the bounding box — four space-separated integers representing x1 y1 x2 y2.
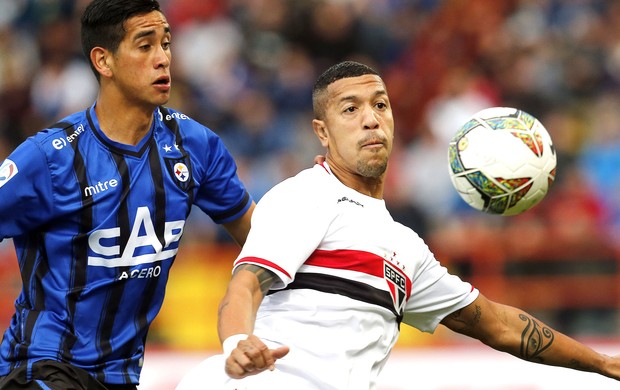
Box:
384 260 409 315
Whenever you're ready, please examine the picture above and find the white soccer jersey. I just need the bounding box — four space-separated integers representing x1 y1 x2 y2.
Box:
177 163 479 390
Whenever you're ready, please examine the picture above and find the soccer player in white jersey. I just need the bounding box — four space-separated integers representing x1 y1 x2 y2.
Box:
176 61 620 389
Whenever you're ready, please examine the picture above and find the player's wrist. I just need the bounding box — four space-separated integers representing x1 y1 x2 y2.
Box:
222 334 248 356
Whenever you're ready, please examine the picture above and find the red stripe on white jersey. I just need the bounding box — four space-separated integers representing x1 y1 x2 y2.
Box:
305 249 385 278
236 256 292 280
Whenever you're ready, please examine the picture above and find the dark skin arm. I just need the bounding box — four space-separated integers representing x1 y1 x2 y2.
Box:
441 293 620 379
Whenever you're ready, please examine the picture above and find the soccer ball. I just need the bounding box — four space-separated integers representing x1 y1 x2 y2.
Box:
447 107 557 216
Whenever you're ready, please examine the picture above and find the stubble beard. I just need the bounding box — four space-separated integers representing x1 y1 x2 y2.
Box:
357 157 388 178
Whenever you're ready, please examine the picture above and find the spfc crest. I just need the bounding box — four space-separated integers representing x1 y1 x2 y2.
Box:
384 261 410 315
165 155 193 191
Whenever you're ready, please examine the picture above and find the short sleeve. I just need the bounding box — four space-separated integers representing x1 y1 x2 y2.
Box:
233 175 331 288
402 243 479 333
192 132 252 224
0 139 55 240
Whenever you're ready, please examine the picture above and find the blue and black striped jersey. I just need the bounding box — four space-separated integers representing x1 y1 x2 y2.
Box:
0 105 252 384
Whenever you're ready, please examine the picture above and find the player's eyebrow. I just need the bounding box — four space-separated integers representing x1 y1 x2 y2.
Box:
337 95 357 106
338 89 387 103
372 89 388 99
133 26 171 41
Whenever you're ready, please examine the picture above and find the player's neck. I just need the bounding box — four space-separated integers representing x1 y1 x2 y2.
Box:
327 160 385 199
94 95 155 146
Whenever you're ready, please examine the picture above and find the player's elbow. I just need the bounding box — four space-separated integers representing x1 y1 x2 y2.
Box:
477 324 516 353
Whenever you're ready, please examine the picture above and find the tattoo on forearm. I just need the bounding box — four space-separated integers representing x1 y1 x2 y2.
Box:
519 313 554 363
448 304 482 328
568 358 589 371
236 264 277 296
471 305 481 324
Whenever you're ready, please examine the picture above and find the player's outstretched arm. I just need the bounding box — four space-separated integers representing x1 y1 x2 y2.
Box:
440 293 620 380
218 264 290 379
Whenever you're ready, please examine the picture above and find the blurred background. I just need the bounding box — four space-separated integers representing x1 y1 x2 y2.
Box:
1 0 620 388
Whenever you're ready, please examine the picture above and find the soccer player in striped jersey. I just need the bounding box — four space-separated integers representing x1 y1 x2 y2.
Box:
177 61 620 389
0 1 255 389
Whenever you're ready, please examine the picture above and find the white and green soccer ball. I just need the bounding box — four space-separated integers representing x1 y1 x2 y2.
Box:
448 107 557 216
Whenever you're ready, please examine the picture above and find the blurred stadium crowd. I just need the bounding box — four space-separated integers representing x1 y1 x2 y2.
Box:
1 0 620 341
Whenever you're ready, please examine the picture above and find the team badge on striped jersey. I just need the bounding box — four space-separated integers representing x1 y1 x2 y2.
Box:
0 159 18 189
165 156 193 191
173 163 189 182
384 261 409 315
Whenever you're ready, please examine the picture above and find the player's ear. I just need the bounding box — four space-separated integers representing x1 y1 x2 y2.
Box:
312 119 329 148
91 47 113 78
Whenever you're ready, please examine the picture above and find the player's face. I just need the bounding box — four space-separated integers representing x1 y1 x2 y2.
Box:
315 74 394 179
110 11 171 108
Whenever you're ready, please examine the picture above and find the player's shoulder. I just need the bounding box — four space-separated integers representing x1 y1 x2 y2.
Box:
157 106 211 136
262 164 333 202
281 163 331 187
1 111 88 188
23 111 88 153
253 164 335 220
156 106 225 150
392 219 424 243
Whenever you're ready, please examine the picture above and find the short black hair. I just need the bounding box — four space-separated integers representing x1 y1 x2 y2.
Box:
312 61 380 119
81 0 162 79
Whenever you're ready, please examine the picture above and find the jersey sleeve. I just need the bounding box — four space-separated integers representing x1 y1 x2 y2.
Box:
192 130 252 224
0 139 55 241
233 174 331 288
401 239 479 333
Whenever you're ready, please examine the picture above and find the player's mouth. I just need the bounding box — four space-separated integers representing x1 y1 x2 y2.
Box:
153 76 171 91
360 138 386 149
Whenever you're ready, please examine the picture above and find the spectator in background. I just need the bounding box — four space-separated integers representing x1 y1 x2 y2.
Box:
578 93 620 254
0 8 39 159
29 16 98 120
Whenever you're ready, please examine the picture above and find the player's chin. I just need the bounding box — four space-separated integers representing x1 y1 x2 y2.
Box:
151 86 171 101
365 150 389 165
151 94 170 107
358 158 388 178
